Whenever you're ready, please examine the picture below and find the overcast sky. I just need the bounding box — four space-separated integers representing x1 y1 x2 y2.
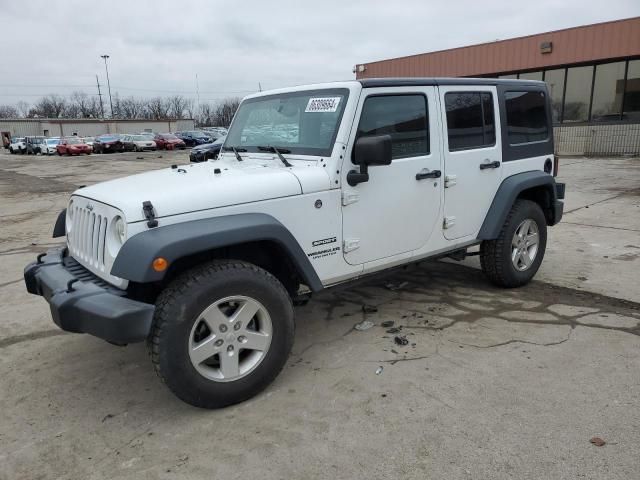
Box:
1 0 638 107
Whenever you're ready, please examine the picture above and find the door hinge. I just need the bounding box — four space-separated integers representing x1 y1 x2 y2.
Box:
343 238 360 253
342 191 359 206
443 216 456 229
444 175 457 188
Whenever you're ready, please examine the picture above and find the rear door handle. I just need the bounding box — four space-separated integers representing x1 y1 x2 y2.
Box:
479 160 501 170
416 169 441 180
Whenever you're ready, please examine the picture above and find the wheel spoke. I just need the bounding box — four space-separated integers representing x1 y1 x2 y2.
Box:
511 247 519 263
526 232 539 246
230 300 260 326
520 251 533 267
190 335 221 365
200 304 228 330
219 350 240 378
241 330 270 351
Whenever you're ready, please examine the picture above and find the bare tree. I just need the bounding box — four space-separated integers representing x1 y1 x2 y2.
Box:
213 97 240 127
0 105 19 118
69 91 100 118
119 96 145 119
146 97 171 120
167 95 189 119
16 101 30 118
30 94 67 118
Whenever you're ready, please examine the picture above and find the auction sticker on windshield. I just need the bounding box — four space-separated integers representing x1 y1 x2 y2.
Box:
305 97 341 113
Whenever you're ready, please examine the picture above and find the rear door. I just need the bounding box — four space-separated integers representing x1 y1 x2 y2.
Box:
439 86 502 240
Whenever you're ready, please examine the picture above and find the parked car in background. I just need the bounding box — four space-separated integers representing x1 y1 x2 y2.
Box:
42 138 60 155
82 137 95 151
56 137 91 156
153 133 186 150
25 136 46 154
122 134 157 152
9 137 26 154
93 134 125 153
175 130 213 147
189 135 226 162
201 126 228 138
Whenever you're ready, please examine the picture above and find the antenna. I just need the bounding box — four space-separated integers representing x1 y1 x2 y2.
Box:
96 75 105 119
258 82 262 92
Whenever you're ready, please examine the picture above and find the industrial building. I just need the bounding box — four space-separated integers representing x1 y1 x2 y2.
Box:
0 118 195 139
355 17 640 156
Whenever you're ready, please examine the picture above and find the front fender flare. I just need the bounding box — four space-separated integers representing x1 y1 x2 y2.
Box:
111 213 323 292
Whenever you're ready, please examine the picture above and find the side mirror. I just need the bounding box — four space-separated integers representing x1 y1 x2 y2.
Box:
347 134 392 186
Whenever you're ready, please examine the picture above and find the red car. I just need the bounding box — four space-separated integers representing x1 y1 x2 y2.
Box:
56 137 91 156
154 133 187 150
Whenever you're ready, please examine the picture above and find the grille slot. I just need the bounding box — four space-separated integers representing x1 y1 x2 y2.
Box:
63 256 124 294
68 204 108 271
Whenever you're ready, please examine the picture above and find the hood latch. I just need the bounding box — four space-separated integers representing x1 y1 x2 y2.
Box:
142 201 158 228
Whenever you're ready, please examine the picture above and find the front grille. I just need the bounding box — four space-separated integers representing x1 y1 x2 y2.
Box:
68 205 108 270
63 256 125 294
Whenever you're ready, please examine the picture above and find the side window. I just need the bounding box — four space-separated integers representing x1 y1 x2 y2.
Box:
505 91 549 144
445 92 495 151
357 94 429 159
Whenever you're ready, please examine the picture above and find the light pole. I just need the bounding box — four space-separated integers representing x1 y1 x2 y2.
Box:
101 55 114 118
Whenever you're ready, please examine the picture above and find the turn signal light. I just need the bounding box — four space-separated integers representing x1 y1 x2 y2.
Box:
152 257 168 272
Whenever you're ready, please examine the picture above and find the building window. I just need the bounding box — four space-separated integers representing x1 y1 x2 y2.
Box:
357 94 429 159
519 71 543 81
591 62 626 122
623 60 640 121
504 91 549 144
562 66 593 122
445 92 495 151
544 69 565 123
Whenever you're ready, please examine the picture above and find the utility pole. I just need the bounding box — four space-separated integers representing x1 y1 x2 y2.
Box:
195 73 200 123
96 75 105 119
100 54 114 118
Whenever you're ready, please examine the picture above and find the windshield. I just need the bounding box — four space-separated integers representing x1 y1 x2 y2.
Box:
99 135 119 142
66 138 82 144
162 134 179 140
46 139 59 145
225 88 349 156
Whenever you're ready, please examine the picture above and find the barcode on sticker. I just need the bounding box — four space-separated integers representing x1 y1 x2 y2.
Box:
305 97 341 113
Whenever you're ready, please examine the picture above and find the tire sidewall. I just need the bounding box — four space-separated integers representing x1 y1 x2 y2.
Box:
155 264 294 407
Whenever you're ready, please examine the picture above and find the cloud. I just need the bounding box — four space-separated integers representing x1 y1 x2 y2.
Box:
0 0 638 105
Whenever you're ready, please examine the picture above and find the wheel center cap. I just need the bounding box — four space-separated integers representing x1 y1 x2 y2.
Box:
226 332 236 343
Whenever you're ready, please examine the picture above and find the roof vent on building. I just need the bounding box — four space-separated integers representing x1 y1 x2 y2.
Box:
540 41 552 54
352 64 367 74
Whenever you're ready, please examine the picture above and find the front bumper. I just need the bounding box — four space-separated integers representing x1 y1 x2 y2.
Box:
24 248 154 344
553 182 565 225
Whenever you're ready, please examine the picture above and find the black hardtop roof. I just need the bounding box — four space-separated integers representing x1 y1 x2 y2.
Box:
358 77 546 88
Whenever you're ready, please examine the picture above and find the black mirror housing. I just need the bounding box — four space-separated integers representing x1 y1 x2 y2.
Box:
353 134 392 166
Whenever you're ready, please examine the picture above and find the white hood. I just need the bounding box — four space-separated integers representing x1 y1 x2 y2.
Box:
73 157 331 222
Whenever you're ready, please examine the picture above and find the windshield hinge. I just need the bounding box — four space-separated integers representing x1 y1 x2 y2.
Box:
343 238 360 253
341 191 359 206
142 201 158 228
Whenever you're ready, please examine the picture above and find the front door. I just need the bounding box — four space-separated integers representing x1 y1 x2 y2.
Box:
439 86 502 240
341 87 442 265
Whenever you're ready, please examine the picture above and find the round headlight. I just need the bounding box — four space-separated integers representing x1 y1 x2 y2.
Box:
115 216 126 243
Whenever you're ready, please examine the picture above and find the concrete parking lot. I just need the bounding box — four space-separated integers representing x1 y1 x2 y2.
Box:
0 150 638 480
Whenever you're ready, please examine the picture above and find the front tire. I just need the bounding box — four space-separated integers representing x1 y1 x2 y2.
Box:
147 260 294 409
480 199 547 288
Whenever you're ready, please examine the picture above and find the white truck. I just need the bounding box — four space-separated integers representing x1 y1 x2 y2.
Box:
25 78 565 408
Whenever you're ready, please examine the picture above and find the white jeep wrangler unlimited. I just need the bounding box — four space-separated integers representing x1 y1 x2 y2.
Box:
25 78 565 408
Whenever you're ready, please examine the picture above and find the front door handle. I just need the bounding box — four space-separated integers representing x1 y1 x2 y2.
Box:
479 160 501 170
416 169 441 180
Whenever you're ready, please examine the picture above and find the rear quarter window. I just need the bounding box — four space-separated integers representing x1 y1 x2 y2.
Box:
505 91 549 144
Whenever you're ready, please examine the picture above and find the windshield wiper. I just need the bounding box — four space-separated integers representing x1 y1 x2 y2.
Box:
257 146 293 167
222 145 246 162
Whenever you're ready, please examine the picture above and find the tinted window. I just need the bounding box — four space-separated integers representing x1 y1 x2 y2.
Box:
505 91 549 144
563 66 593 122
591 62 625 122
544 68 565 123
357 94 429 159
445 92 495 150
623 60 640 121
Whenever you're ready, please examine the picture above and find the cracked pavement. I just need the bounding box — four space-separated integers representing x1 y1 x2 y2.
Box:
0 151 639 480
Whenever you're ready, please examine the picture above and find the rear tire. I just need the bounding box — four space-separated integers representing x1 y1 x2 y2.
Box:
147 260 294 409
480 199 547 288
